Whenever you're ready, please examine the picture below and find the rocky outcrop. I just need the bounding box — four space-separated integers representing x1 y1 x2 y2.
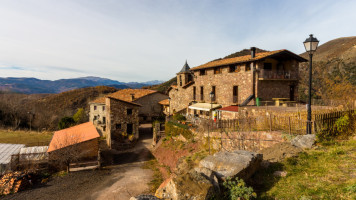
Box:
155 169 215 200
199 150 263 181
291 134 316 149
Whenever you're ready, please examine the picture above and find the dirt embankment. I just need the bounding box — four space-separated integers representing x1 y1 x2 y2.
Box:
153 139 201 179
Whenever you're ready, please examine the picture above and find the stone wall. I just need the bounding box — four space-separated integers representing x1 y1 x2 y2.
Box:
106 98 140 149
169 85 194 114
193 63 253 107
134 92 168 121
205 131 286 152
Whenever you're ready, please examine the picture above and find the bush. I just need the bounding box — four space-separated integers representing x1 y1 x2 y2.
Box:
223 177 256 200
58 117 75 130
73 108 86 124
165 121 193 140
173 114 186 121
317 112 355 141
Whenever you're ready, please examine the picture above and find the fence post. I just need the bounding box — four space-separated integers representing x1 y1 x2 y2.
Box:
208 124 210 155
269 114 272 132
288 117 291 136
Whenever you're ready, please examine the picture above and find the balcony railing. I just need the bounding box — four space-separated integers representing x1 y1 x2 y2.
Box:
259 69 297 80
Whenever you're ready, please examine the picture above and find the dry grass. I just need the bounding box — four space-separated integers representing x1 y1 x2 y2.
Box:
0 129 53 146
257 139 356 199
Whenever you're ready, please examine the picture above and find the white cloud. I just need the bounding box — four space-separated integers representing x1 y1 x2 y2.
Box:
0 0 355 82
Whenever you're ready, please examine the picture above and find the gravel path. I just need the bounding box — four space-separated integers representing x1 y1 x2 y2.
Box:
3 124 154 200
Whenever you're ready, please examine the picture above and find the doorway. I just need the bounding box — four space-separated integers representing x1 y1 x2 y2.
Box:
290 85 295 101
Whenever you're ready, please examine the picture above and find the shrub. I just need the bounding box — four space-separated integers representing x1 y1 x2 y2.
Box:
73 108 86 124
223 177 257 200
58 117 75 130
173 114 186 121
165 121 193 139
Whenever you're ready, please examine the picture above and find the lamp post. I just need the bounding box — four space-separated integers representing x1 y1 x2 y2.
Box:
209 91 214 120
168 97 171 120
303 34 319 134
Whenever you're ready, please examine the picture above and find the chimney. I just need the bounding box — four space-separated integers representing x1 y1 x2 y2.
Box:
130 93 135 101
251 47 256 58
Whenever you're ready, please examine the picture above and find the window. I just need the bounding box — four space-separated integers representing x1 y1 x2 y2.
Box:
179 75 182 86
229 65 240 73
263 63 272 70
127 124 133 134
116 124 121 129
245 63 251 71
193 86 196 100
211 86 216 101
233 86 238 103
200 86 204 101
94 105 97 110
93 116 97 120
103 126 106 131
199 110 203 115
214 67 222 74
102 117 106 124
199 69 206 75
127 108 133 115
102 106 105 111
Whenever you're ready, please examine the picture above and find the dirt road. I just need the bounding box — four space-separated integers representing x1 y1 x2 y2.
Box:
4 124 154 200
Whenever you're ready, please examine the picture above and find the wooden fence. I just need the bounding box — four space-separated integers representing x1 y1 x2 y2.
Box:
314 109 355 132
197 109 355 135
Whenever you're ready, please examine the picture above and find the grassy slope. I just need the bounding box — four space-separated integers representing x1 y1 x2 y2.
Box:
0 130 53 146
256 139 356 199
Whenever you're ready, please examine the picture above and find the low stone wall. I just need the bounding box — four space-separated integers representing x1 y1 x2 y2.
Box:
204 131 286 152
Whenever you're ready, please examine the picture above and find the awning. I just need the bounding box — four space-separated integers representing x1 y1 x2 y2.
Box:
218 105 239 112
188 103 221 111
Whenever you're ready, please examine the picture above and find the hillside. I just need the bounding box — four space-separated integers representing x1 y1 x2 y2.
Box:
0 76 163 94
144 77 177 93
0 86 118 130
299 36 356 102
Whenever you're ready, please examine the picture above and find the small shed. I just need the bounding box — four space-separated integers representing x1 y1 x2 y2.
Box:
0 144 25 174
48 122 100 168
19 146 48 163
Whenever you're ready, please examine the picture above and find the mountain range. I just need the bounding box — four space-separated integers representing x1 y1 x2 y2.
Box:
0 76 164 94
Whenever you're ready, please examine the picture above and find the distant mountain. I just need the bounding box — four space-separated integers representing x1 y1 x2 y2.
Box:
299 36 356 101
0 76 161 94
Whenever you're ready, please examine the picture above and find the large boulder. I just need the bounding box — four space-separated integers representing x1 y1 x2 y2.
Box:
291 134 316 149
155 170 215 200
199 150 263 181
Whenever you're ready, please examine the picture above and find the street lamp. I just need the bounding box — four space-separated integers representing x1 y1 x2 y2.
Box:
168 97 171 119
209 91 214 120
303 34 319 134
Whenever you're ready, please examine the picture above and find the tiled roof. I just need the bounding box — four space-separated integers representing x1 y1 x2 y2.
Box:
48 122 100 152
91 89 157 104
159 99 169 105
91 97 106 104
190 49 306 71
109 89 157 102
218 105 239 112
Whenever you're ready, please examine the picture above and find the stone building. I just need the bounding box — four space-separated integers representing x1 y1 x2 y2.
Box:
89 96 141 149
105 97 141 149
168 48 307 119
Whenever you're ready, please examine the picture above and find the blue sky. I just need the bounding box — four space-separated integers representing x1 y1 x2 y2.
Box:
0 0 355 82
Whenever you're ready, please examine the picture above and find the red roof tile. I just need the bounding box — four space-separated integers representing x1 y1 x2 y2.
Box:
190 49 307 71
48 122 100 152
91 89 157 104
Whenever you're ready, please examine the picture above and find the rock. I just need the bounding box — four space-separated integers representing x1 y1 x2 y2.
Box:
194 167 220 192
291 134 316 149
273 171 287 177
259 142 302 162
199 150 263 181
155 170 215 200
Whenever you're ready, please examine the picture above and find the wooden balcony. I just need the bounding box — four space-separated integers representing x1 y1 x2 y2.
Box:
258 69 298 80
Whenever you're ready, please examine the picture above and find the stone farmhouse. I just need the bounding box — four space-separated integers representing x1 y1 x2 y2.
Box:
168 48 307 119
89 89 167 149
